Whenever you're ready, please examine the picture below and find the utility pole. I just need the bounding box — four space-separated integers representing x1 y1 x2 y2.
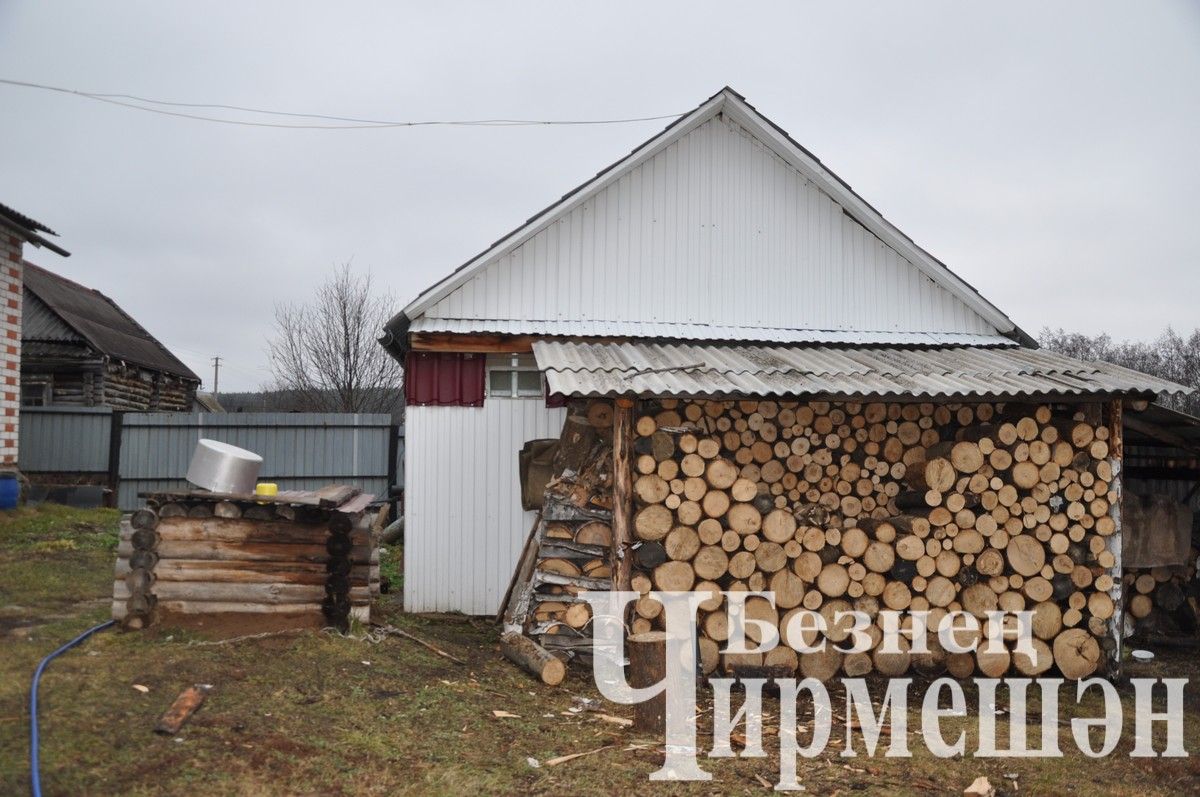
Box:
211 356 221 399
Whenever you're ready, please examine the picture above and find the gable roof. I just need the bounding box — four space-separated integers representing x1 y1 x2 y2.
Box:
386 87 1033 351
22 262 199 381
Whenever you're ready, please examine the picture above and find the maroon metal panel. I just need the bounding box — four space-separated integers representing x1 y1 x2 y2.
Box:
545 384 567 408
405 351 485 407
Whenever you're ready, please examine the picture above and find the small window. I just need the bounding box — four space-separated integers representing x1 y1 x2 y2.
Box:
21 381 50 407
487 354 544 398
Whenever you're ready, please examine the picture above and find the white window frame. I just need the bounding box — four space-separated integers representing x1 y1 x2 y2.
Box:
486 353 544 398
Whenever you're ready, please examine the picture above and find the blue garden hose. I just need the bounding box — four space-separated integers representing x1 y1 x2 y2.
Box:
29 620 115 797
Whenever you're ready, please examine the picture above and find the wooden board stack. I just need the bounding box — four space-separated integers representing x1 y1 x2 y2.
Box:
113 487 379 631
627 398 1122 681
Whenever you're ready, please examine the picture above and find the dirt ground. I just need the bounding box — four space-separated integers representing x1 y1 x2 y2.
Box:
3 505 1200 796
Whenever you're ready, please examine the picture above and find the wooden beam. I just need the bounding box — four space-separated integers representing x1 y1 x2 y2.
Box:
408 332 638 354
1125 466 1200 481
611 398 635 594
1123 414 1200 458
409 333 538 353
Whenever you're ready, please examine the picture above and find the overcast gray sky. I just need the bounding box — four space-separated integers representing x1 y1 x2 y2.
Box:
2 1 1197 391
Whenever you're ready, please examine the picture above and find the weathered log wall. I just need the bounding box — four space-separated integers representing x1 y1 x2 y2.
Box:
112 503 378 630
21 359 196 410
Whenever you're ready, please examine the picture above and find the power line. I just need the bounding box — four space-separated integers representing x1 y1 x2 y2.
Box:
160 341 265 375
0 77 684 130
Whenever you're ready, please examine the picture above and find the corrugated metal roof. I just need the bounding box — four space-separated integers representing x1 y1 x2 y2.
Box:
0 201 54 235
409 317 1017 348
533 341 1191 401
22 291 83 342
1131 404 1200 444
23 262 199 380
0 201 69 256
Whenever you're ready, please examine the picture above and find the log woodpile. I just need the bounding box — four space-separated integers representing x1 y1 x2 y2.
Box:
621 397 1123 680
113 487 379 631
1123 555 1198 639
507 403 616 663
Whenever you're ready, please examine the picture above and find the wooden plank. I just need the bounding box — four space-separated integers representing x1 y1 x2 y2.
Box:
153 517 365 546
409 332 539 353
113 580 370 603
154 600 326 615
498 512 542 625
532 570 612 591
335 493 375 514
117 539 373 563
142 489 325 507
313 485 361 507
116 558 331 584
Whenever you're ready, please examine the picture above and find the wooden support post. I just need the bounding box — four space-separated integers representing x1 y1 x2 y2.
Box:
105 410 125 509
611 397 635 594
1106 398 1124 677
1109 399 1124 461
627 631 667 734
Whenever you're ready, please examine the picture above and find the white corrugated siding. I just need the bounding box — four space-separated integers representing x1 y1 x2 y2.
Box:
424 113 998 338
404 399 568 614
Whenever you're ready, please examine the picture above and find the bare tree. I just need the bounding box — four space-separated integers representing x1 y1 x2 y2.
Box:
1040 326 1200 416
267 264 403 413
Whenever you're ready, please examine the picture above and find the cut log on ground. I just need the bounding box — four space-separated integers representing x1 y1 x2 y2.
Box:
502 631 566 686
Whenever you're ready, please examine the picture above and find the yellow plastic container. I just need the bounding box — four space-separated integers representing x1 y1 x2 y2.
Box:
255 482 278 498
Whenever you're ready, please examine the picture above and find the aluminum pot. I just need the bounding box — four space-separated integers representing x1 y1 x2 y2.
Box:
185 439 263 494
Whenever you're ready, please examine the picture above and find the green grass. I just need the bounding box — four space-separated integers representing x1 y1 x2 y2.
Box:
1 503 120 551
379 542 403 593
2 504 1200 795
0 504 120 638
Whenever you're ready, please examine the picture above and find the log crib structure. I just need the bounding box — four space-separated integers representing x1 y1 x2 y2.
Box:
113 485 379 631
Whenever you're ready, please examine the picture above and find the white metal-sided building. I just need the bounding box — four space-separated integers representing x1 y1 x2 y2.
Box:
381 87 1184 615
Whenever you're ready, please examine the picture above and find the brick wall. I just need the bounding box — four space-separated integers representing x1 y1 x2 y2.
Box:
0 231 22 467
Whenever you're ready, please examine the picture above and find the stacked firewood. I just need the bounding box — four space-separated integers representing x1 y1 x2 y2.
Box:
628 398 1121 680
113 492 378 630
1123 555 1198 639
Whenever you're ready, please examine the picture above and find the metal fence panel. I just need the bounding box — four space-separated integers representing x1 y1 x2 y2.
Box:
18 408 402 509
116 413 395 509
18 406 112 473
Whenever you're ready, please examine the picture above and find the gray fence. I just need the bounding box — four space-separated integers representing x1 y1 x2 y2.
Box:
19 407 404 510
16 406 113 473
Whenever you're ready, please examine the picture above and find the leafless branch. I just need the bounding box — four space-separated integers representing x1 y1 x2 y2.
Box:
267 263 402 413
